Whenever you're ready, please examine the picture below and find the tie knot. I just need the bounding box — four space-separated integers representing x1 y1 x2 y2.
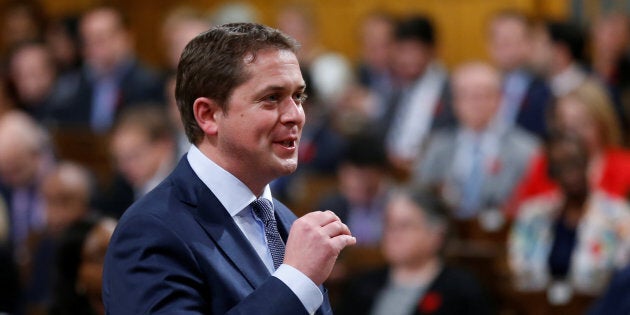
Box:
251 198 275 224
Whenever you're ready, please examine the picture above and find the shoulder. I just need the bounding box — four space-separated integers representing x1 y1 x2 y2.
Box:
433 266 482 289
502 128 540 153
425 128 457 150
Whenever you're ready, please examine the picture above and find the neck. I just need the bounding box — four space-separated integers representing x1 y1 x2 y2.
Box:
196 142 268 196
561 195 587 227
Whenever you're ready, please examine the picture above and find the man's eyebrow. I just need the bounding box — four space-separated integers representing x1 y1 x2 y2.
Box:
257 84 306 93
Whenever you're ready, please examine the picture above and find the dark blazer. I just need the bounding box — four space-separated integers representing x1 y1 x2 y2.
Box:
514 76 552 139
102 156 332 315
50 58 164 129
336 266 494 315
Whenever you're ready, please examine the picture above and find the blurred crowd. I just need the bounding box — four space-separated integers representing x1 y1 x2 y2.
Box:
2 1 630 314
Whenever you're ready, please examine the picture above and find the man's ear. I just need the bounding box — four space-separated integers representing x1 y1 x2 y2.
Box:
193 97 222 136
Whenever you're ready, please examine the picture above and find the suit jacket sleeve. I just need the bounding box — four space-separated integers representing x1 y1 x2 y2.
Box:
103 213 308 315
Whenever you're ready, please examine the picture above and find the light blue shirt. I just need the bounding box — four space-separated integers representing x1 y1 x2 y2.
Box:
187 145 323 314
499 70 530 127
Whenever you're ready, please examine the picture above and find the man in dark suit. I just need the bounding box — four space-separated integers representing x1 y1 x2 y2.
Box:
487 10 552 139
50 6 164 133
102 23 356 314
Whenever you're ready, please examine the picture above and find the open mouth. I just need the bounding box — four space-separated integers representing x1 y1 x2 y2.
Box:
279 140 296 149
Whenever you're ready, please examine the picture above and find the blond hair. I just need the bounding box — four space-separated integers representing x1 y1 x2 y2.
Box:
562 79 622 147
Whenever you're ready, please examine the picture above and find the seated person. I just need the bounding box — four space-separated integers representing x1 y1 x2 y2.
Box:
318 132 392 248
95 105 177 218
588 261 630 315
414 62 538 221
336 186 494 315
510 80 630 215
50 217 116 315
509 133 630 297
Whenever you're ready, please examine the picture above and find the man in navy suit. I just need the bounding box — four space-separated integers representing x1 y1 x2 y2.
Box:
102 23 356 314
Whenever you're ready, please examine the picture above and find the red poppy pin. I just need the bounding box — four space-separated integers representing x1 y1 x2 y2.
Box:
489 158 502 175
418 291 442 313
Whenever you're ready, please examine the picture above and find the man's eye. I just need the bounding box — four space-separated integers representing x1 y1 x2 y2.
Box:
294 92 308 104
265 94 281 102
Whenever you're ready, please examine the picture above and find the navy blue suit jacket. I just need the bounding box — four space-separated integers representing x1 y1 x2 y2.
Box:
102 156 332 314
515 76 552 139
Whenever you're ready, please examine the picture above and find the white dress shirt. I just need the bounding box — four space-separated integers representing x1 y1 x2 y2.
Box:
187 145 322 314
386 61 447 161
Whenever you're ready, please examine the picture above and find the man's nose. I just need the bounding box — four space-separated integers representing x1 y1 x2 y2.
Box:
280 98 305 126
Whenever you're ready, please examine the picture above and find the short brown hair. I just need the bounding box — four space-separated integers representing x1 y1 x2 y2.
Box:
175 23 299 144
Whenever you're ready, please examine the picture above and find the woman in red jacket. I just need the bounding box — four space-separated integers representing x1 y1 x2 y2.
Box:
509 79 630 216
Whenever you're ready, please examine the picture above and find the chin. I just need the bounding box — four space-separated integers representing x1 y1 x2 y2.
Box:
276 159 298 175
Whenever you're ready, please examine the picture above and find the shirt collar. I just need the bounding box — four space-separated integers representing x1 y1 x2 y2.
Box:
186 145 273 218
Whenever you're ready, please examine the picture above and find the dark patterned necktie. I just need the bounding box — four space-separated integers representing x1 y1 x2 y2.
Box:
251 198 285 270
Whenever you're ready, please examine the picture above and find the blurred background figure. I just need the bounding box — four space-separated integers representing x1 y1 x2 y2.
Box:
318 133 392 248
380 15 454 177
509 132 630 298
44 15 82 75
276 4 352 107
96 105 176 218
588 260 630 315
76 217 116 315
415 62 538 221
20 161 93 315
51 5 164 133
0 110 54 262
0 181 18 314
486 10 552 139
160 7 210 157
356 12 395 118
330 12 396 137
0 0 47 54
164 74 189 157
511 80 630 214
530 20 588 97
49 217 116 315
337 187 494 315
590 12 630 140
210 1 259 26
161 6 212 72
0 74 16 118
7 41 59 123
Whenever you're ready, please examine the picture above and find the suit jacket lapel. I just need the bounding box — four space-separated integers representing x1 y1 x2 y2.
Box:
172 158 271 290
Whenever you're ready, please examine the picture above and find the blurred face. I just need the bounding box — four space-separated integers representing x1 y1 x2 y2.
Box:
80 9 130 74
111 127 167 189
210 49 306 193
42 170 88 236
276 9 312 58
0 145 39 188
46 22 79 70
529 25 554 76
361 17 393 72
391 39 432 83
10 45 55 104
548 141 589 198
383 194 443 267
164 20 209 70
452 66 501 131
338 164 385 206
592 15 630 60
2 6 40 48
78 219 116 315
554 97 602 153
488 17 531 71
